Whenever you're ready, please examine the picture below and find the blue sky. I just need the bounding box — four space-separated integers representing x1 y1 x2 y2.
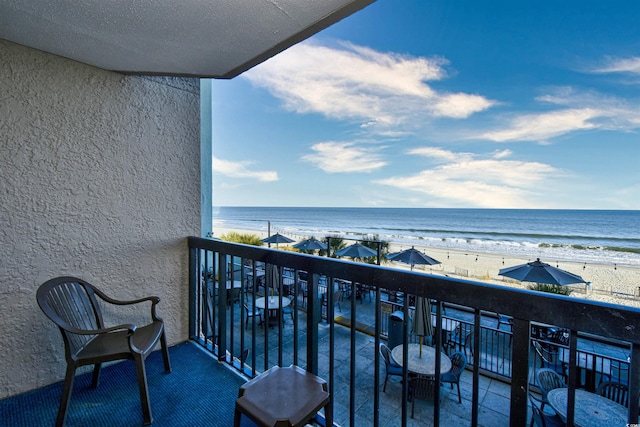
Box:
211 0 639 209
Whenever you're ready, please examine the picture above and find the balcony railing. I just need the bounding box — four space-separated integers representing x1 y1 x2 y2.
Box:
188 236 640 427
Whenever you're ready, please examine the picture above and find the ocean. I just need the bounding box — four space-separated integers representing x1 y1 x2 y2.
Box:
213 207 640 267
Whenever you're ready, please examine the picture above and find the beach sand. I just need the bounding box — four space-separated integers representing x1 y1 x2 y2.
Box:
213 227 640 309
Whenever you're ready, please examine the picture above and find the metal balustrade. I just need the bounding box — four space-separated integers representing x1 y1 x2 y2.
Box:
188 237 640 427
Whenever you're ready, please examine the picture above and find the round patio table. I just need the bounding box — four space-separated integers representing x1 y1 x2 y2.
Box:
391 343 451 376
547 388 629 427
255 296 291 328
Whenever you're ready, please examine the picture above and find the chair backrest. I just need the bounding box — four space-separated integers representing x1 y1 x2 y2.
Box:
37 277 104 357
449 351 468 378
597 381 629 407
532 340 558 366
408 375 436 400
536 368 566 399
380 343 392 368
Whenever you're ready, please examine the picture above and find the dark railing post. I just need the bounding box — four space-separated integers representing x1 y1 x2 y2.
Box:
188 245 198 339
306 272 321 375
509 317 529 426
629 344 640 424
471 309 481 427
217 253 227 362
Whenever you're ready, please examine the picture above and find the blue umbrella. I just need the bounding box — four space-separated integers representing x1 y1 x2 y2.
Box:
293 237 326 251
261 233 295 248
335 242 377 258
387 246 440 270
498 258 585 285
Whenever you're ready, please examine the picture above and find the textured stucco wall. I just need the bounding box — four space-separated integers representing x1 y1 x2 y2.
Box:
0 40 200 398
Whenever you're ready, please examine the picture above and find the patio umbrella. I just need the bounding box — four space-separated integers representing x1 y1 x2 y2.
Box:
411 297 433 358
293 236 326 251
261 233 295 248
498 258 586 285
267 264 280 297
335 242 377 258
387 246 440 271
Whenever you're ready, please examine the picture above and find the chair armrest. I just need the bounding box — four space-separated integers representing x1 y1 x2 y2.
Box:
93 289 163 322
61 323 137 336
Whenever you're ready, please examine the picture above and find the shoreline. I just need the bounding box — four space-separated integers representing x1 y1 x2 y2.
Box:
213 226 640 309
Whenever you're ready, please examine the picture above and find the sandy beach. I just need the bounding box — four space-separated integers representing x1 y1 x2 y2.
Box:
214 227 640 309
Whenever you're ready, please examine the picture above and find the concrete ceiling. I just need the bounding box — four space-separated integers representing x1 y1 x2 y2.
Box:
0 0 375 78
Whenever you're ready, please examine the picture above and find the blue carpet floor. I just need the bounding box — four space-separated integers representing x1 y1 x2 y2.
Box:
0 341 260 426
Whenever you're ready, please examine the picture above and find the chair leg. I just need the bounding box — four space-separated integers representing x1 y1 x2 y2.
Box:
383 374 388 392
134 355 153 426
456 382 462 403
91 363 102 387
160 330 171 373
56 364 76 427
411 397 415 418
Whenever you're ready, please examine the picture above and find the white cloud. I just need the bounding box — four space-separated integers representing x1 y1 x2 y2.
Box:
592 56 640 75
243 41 495 133
375 147 559 208
479 108 599 142
302 141 386 173
213 157 278 182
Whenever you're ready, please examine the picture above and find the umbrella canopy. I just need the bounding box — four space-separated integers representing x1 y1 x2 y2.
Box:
412 297 434 338
267 264 280 296
261 233 295 244
387 246 440 270
335 242 377 258
293 236 326 251
498 258 586 285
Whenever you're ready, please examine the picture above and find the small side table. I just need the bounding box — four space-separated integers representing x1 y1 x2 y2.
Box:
234 365 331 427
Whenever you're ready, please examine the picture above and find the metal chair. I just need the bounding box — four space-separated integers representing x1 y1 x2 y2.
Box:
446 325 474 360
37 276 171 427
408 374 437 418
441 351 467 403
536 368 567 412
379 343 403 392
528 392 565 427
597 381 629 407
532 340 567 380
243 301 263 329
497 313 513 331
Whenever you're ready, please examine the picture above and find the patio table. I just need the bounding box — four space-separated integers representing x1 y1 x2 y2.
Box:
547 388 629 427
391 343 452 376
255 296 291 328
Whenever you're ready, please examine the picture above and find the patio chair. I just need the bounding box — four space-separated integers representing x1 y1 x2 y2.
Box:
243 301 263 329
532 340 567 380
321 289 342 314
441 351 467 403
497 313 513 331
445 325 474 360
536 368 567 412
380 343 403 392
408 374 437 418
528 392 565 427
282 296 295 322
37 276 171 427
597 381 629 407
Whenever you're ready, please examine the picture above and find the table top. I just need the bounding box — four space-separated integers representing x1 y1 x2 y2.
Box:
255 296 291 310
547 388 629 427
391 343 452 376
236 365 330 426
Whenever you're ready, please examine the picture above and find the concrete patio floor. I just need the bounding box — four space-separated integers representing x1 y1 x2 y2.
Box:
220 290 517 426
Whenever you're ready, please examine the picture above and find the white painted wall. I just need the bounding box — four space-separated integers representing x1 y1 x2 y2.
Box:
0 40 201 397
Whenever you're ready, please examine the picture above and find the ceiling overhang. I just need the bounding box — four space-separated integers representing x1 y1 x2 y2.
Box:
0 0 375 78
